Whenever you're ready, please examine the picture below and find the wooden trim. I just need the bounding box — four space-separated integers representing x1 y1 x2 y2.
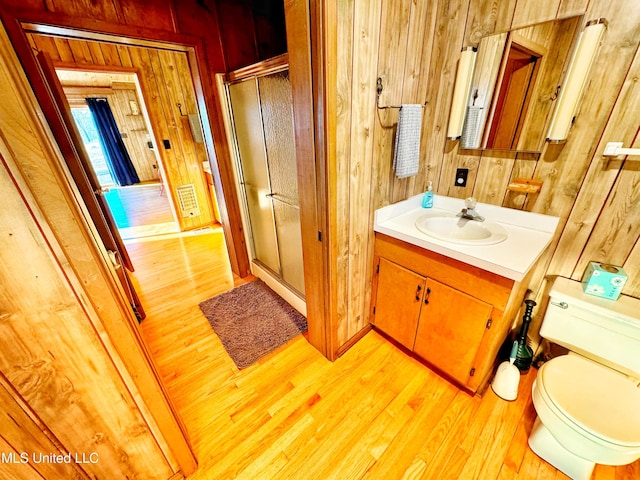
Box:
187 43 250 277
227 52 289 82
336 324 372 358
284 0 330 358
316 0 338 358
19 15 197 51
63 86 113 96
52 61 140 75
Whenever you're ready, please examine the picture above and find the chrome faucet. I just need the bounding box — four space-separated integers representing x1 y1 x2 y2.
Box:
458 197 485 222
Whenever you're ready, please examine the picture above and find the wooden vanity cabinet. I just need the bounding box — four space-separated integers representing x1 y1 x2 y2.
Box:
371 233 531 393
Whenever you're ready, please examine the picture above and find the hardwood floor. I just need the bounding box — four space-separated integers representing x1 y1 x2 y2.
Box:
104 182 177 237
131 229 640 480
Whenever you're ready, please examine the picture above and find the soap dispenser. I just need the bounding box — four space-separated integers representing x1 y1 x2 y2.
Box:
422 181 434 208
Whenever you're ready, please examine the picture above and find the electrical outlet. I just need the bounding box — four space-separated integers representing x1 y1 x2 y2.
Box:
455 168 468 187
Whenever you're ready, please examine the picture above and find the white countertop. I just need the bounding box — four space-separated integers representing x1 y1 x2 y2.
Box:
374 194 560 281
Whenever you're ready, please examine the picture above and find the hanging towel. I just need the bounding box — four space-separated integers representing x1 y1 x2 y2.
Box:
460 105 483 149
393 104 423 178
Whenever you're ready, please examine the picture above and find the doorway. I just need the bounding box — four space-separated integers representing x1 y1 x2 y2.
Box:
61 68 180 239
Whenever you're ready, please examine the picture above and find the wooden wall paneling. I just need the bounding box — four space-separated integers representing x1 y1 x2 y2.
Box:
393 0 434 203
66 38 93 65
109 86 158 182
440 150 480 198
136 47 190 228
525 0 640 218
169 49 215 221
510 0 562 29
0 375 87 479
0 151 174 480
156 48 214 228
464 0 517 45
502 151 538 209
118 0 177 32
544 15 640 277
31 33 60 60
413 2 440 196
473 150 516 205
0 0 43 11
53 37 75 63
47 0 122 23
345 0 383 342
86 40 105 65
98 42 121 66
173 0 227 73
117 44 133 68
374 0 410 207
425 0 470 197
334 0 354 346
216 1 258 71
0 23 195 474
573 133 640 279
557 0 590 17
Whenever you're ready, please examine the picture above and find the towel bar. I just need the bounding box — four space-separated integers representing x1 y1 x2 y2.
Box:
376 77 427 110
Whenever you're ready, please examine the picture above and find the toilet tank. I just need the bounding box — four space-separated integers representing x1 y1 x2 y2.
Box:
541 276 640 378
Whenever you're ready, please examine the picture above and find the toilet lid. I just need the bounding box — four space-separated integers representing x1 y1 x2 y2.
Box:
540 355 640 446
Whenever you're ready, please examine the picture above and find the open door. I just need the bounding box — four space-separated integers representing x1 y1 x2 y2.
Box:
34 51 145 320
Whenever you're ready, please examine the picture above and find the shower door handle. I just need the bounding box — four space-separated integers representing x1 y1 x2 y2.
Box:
265 193 299 209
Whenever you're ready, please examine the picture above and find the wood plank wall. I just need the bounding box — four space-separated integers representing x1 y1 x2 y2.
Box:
0 22 194 477
64 82 160 183
28 33 215 230
334 0 640 349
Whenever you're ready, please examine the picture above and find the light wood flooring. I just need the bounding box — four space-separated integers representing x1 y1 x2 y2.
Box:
130 229 640 480
104 182 178 239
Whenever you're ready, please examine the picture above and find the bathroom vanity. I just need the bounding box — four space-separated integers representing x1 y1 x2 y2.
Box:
371 194 559 393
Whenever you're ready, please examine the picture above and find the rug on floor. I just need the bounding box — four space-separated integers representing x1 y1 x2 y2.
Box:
198 280 307 369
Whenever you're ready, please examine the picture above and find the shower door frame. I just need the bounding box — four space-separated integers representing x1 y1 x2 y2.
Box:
223 55 307 316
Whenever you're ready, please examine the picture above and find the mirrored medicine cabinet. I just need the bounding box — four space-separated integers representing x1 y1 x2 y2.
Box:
459 15 583 153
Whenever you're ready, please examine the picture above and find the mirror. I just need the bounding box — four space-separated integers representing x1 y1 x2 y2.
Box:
460 16 582 152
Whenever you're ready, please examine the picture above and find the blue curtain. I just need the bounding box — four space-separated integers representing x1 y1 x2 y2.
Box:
86 97 140 186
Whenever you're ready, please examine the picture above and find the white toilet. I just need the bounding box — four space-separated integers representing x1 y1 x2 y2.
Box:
528 276 640 480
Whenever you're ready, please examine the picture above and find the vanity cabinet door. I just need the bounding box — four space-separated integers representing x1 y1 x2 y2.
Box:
413 278 493 386
372 258 425 350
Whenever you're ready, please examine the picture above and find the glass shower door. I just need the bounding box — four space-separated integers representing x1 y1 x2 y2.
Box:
228 70 305 298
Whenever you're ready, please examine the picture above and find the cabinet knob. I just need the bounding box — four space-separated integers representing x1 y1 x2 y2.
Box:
415 284 422 301
424 287 431 304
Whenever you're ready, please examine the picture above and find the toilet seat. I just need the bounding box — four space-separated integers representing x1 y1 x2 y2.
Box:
537 355 640 448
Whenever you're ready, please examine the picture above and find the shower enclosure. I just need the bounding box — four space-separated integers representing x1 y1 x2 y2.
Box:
226 66 305 312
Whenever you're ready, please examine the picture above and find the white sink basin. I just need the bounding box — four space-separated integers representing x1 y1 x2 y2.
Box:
415 215 508 245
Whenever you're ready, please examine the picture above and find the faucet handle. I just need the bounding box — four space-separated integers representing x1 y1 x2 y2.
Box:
464 197 477 209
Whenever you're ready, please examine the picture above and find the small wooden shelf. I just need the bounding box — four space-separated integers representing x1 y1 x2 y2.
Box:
506 178 543 194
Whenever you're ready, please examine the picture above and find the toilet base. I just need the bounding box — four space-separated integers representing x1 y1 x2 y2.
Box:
528 416 595 480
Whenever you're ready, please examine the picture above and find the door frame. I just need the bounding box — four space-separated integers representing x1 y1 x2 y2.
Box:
0 1 334 361
3 10 251 279
0 8 252 475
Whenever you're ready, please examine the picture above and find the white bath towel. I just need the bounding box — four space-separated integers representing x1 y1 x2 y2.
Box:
393 104 423 178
